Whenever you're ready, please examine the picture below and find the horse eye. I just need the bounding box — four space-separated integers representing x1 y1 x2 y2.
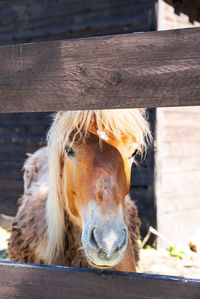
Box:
65 146 75 157
130 149 138 159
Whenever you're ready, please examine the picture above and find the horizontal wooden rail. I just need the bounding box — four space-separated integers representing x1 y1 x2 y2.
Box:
0 262 200 298
0 27 200 113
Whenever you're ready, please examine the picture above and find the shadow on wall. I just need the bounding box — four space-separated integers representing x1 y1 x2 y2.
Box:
130 108 156 246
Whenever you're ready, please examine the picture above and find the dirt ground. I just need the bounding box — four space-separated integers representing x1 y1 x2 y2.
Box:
137 248 200 279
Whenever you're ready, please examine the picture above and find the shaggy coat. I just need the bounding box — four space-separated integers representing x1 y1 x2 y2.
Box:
8 109 151 270
8 147 141 267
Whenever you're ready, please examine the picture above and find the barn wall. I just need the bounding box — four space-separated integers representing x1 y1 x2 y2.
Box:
0 0 156 243
155 107 200 247
0 113 50 215
0 0 156 45
156 1 200 247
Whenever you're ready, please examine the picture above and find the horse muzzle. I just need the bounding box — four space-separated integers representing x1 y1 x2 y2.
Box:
82 222 128 269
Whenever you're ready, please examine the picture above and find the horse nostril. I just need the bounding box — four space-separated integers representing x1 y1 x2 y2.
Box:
89 227 99 251
88 226 128 257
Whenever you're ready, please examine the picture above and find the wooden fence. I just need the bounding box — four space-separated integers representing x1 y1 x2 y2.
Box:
1 262 200 298
0 26 200 298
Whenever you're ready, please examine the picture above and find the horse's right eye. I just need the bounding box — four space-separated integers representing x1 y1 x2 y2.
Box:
65 146 75 157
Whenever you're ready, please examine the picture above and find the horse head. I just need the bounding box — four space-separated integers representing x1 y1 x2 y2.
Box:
46 110 151 268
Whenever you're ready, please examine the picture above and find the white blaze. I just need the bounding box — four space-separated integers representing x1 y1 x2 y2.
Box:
103 232 117 256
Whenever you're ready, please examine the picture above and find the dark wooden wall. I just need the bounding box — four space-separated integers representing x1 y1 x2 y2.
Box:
130 109 156 242
0 0 156 45
0 113 50 215
0 0 156 242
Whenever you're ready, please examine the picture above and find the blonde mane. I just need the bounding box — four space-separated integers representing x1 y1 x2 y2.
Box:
45 109 152 263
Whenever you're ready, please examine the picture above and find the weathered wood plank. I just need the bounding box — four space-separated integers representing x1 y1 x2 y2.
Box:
162 141 200 158
0 0 155 44
157 208 200 246
0 262 200 299
0 134 45 145
0 112 51 125
0 197 18 216
162 127 200 142
155 106 200 247
0 144 41 162
162 156 200 173
0 113 50 144
0 178 22 215
0 162 23 179
160 193 200 213
162 170 200 193
0 27 200 113
0 178 23 194
161 107 200 127
131 167 154 186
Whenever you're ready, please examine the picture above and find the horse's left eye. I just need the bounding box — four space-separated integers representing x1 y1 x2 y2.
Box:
65 146 75 157
130 149 138 159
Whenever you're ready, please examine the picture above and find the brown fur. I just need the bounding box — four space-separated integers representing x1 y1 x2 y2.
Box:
8 147 141 269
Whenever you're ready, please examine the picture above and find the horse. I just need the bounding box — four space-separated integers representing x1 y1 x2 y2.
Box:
8 109 151 272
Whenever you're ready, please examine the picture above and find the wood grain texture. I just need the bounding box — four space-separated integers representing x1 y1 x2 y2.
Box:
157 209 200 245
0 112 50 215
0 262 200 299
0 0 155 44
155 106 200 247
0 27 200 113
